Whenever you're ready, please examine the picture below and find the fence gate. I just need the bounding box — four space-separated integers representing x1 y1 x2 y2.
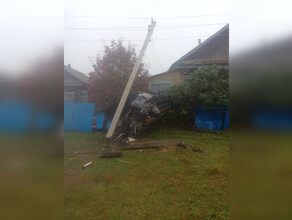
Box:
64 103 94 132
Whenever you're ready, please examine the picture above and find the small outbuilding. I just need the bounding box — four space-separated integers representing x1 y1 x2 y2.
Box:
64 64 89 103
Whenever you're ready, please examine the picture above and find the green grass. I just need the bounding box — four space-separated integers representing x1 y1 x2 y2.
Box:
64 127 229 220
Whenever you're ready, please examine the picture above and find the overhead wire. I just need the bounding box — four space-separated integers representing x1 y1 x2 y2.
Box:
65 23 227 30
64 33 228 43
64 14 229 75
64 13 229 19
155 14 228 19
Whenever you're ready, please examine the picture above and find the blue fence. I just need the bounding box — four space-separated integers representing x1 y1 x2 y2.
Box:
64 103 94 132
0 102 59 133
0 102 32 133
253 107 292 130
96 113 105 129
96 113 111 130
34 113 56 131
194 105 223 131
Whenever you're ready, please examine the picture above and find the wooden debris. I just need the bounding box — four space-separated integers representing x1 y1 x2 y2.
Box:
122 140 202 153
123 140 184 150
82 162 92 169
100 152 122 158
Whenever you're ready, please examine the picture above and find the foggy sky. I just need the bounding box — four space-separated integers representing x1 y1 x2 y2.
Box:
0 0 63 75
64 0 229 75
1 0 291 76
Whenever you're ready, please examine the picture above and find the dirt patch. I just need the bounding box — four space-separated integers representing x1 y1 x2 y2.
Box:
158 145 177 152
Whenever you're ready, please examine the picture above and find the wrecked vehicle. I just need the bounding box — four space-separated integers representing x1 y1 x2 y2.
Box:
112 92 171 142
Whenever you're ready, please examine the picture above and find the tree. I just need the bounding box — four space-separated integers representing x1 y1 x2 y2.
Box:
87 39 150 109
169 65 229 109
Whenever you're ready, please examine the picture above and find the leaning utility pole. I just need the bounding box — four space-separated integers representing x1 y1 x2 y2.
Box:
106 19 156 138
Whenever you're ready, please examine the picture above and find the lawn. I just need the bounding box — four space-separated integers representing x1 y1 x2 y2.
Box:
64 127 229 220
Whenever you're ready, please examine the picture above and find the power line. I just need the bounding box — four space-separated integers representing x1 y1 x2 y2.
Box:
152 34 228 40
64 40 143 43
65 23 227 30
65 16 150 19
157 14 229 19
64 33 228 43
65 26 147 30
157 23 227 30
64 13 229 19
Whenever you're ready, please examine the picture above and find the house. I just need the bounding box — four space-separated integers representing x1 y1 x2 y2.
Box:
149 24 229 94
64 64 89 102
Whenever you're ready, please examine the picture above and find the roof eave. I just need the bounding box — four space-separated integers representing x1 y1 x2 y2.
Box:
168 24 229 71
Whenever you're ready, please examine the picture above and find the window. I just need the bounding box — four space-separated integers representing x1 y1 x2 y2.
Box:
82 90 88 102
149 82 171 95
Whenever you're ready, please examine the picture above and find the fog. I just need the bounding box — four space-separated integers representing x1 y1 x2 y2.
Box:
64 0 229 75
1 0 292 219
0 0 63 75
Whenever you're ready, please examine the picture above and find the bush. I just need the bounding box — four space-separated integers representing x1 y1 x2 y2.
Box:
169 65 229 109
164 65 229 126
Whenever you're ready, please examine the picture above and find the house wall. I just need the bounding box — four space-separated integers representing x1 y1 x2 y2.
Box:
64 72 88 102
149 71 182 94
64 86 88 103
149 71 182 85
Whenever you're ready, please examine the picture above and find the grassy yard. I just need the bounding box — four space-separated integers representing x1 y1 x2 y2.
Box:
64 127 229 220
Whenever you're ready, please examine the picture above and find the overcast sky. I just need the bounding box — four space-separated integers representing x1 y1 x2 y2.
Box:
64 0 230 75
0 0 63 76
1 0 291 76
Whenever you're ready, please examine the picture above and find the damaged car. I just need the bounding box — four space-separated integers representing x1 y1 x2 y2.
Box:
111 92 171 142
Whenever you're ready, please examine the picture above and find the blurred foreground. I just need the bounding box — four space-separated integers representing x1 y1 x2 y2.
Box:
230 8 292 218
0 47 63 219
0 134 63 220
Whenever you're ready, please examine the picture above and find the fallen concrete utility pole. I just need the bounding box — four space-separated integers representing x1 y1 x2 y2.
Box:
106 19 156 138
